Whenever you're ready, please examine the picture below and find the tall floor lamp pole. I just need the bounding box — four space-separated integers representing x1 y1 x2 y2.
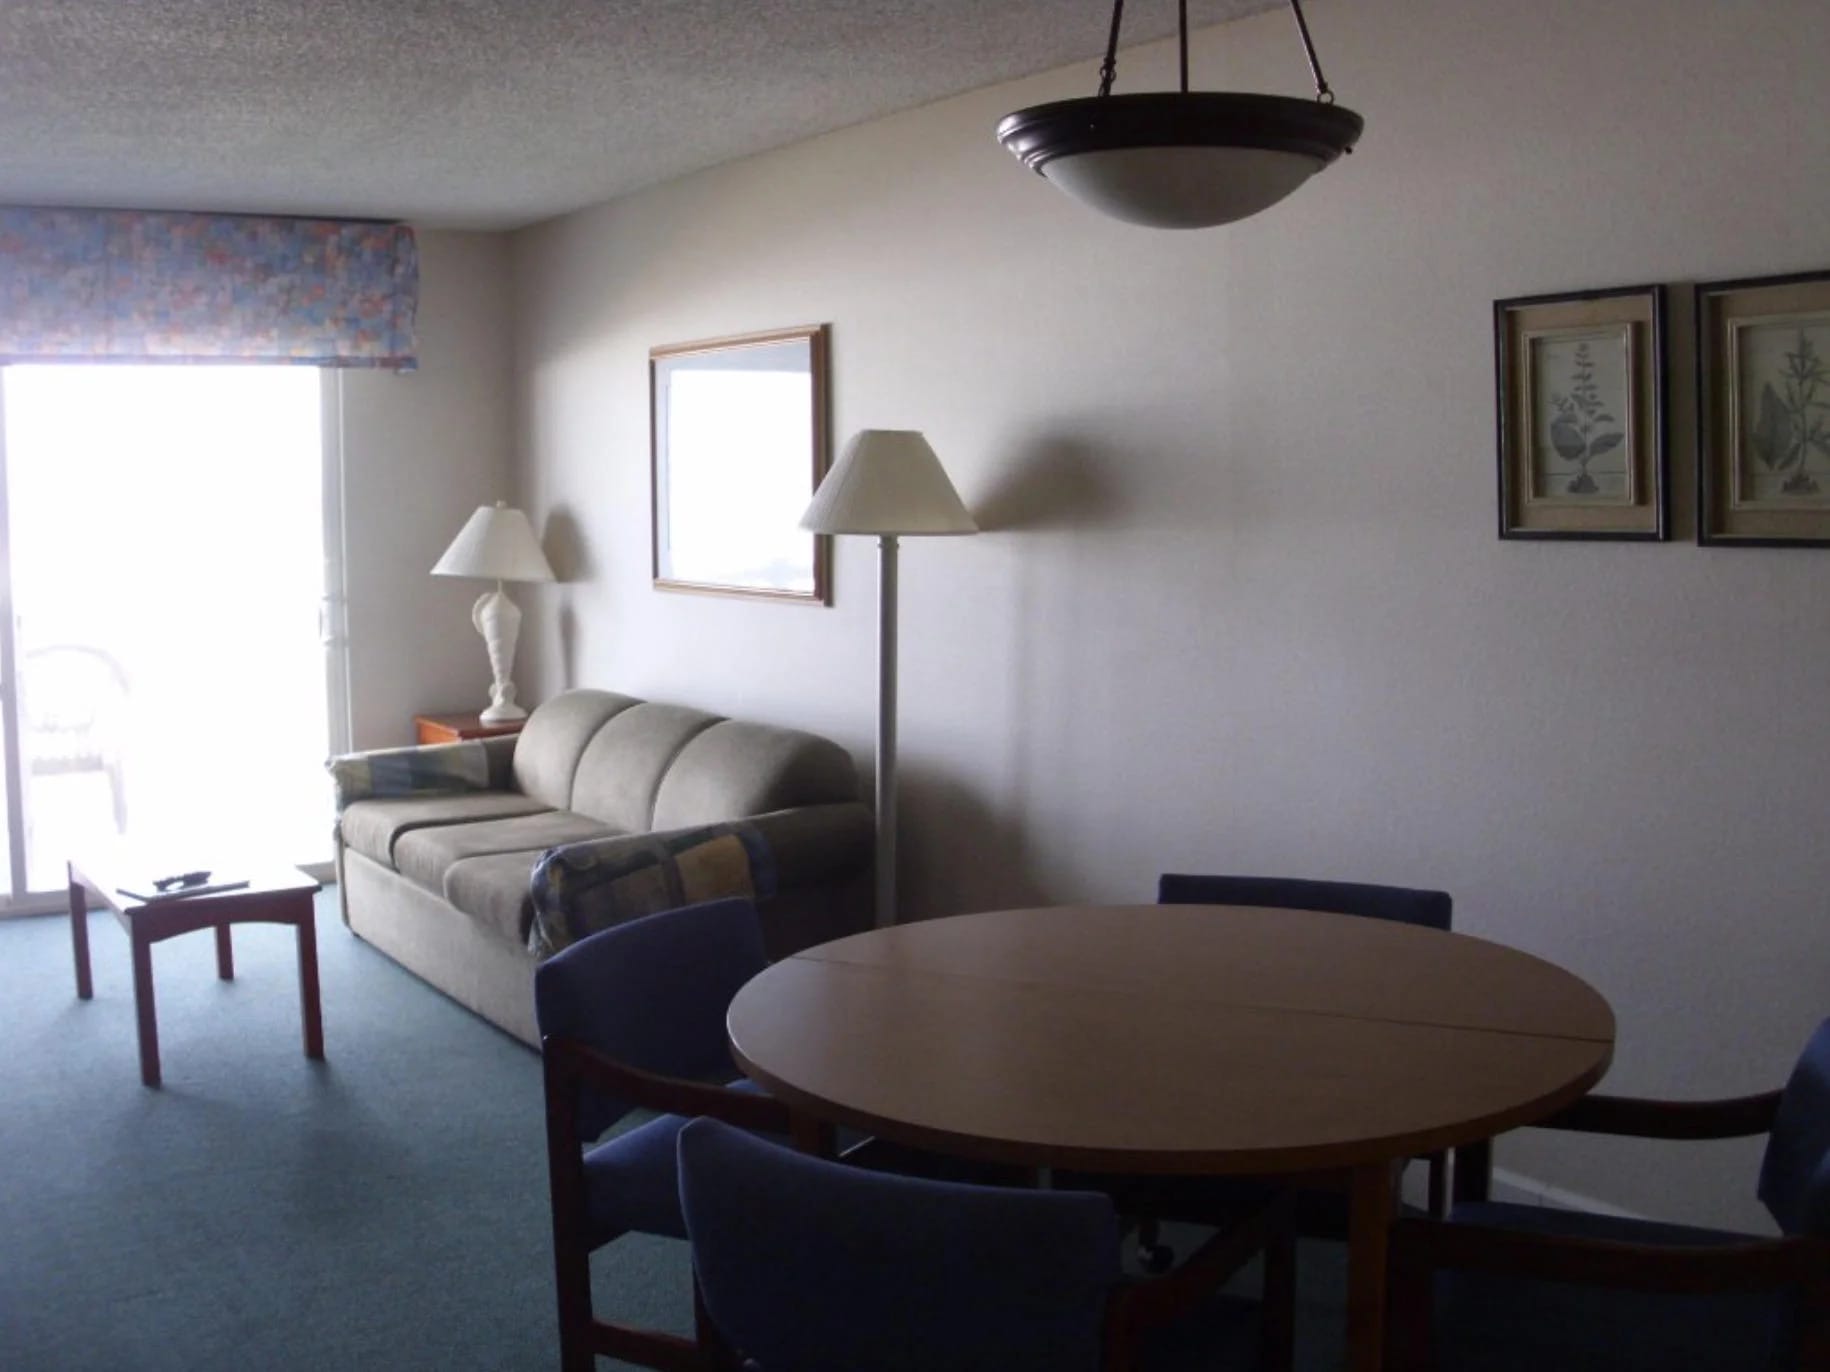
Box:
802 432 976 927
875 533 899 926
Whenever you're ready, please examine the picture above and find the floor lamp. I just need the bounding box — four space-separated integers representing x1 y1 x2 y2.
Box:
802 431 977 927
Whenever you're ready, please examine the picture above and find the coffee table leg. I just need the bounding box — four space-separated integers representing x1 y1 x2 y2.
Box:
68 865 93 1001
297 901 323 1060
215 925 234 980
130 928 161 1088
1346 1158 1399 1372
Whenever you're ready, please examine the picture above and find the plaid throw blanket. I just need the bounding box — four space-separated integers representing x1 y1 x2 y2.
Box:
530 822 778 958
326 741 491 813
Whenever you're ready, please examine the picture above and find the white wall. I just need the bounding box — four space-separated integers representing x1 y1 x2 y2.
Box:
342 229 513 748
508 0 1830 1230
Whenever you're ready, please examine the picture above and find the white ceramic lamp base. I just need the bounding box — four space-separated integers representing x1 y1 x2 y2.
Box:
472 585 526 723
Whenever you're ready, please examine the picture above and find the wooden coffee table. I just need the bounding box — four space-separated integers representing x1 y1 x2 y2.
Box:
727 904 1615 1372
68 858 325 1087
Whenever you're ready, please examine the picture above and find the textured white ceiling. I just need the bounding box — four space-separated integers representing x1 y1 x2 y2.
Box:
0 0 1282 229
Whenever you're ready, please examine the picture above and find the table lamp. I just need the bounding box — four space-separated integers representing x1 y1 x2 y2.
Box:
801 431 977 926
431 501 555 723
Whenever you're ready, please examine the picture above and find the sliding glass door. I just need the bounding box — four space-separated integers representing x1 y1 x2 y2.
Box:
0 365 346 910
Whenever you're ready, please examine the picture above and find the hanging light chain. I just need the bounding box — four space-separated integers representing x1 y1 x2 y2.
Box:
1096 0 1339 105
1178 0 1189 93
1286 0 1336 103
1096 0 1126 97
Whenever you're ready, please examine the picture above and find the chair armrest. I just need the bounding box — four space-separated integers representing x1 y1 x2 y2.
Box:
542 1034 794 1136
1391 1215 1827 1295
1535 1089 1782 1141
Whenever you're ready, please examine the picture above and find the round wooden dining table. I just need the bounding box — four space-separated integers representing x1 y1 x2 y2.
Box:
727 904 1615 1372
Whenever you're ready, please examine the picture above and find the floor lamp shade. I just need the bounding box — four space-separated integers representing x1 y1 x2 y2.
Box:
431 501 555 724
801 430 978 536
802 431 976 927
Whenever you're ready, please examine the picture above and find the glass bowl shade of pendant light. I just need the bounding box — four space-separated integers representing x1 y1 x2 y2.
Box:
996 0 1364 230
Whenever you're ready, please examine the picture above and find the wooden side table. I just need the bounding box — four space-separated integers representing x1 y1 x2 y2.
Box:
68 860 325 1087
414 711 527 745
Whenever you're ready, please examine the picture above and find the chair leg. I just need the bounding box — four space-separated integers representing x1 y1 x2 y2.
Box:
108 760 126 834
1260 1228 1297 1372
1451 1138 1491 1206
1425 1150 1449 1219
1385 1222 1434 1372
544 1053 600 1372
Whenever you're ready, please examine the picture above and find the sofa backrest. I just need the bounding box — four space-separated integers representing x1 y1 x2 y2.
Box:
512 689 640 808
570 702 723 832
514 688 859 833
651 719 859 830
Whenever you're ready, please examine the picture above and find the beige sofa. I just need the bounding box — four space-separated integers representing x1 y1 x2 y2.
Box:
334 688 874 1045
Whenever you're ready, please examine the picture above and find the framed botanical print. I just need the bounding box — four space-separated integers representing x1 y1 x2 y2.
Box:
650 323 832 602
1697 269 1830 546
1494 284 1668 540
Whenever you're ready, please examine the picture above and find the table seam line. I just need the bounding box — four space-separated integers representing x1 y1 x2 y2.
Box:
778 953 1614 1045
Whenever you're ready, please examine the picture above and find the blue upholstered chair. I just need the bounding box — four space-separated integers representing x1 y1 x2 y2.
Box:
1156 872 1452 931
678 1117 1287 1372
1100 872 1455 1271
1388 1017 1830 1370
536 897 795 1372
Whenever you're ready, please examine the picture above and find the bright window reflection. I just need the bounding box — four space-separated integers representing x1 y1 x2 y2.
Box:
2 365 330 886
665 369 812 592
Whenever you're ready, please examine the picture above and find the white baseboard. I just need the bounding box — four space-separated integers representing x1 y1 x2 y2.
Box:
1489 1165 1646 1219
1400 1160 1646 1220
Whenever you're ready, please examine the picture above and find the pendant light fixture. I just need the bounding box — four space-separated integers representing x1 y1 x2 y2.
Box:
996 0 1363 230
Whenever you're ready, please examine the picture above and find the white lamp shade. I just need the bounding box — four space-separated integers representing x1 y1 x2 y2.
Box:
801 430 978 536
1041 145 1323 230
431 502 555 582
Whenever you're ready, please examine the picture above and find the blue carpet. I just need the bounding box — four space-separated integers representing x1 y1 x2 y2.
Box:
0 894 1347 1370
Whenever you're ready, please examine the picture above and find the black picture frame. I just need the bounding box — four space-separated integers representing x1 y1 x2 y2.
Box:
1494 283 1668 541
1696 269 1830 548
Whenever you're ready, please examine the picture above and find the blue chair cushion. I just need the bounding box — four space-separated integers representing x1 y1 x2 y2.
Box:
1435 1201 1793 1371
1759 1017 1830 1237
582 1078 770 1247
679 1118 1122 1372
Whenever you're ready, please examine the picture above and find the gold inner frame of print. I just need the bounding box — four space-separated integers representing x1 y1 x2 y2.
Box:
1500 289 1660 537
1727 310 1830 512
1521 324 1637 508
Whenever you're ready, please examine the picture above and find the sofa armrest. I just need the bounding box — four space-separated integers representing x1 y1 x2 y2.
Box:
326 734 520 811
743 802 873 888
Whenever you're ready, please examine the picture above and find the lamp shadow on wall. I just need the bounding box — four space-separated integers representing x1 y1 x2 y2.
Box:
894 434 1137 921
540 506 589 690
971 435 1131 533
898 765 1055 920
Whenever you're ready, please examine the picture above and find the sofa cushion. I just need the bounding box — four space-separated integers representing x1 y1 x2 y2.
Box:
569 702 722 833
393 811 621 897
652 720 857 829
340 791 552 869
441 849 555 948
513 689 641 810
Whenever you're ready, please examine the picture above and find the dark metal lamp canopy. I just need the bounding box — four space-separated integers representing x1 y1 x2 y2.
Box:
996 0 1363 230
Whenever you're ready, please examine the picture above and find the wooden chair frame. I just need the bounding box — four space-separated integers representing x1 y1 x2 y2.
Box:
543 1033 805 1372
1394 1088 1830 1370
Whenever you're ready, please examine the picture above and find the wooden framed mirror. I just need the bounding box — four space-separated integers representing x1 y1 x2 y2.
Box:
650 324 831 603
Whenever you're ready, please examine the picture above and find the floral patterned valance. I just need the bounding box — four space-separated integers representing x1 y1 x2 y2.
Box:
0 208 418 370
